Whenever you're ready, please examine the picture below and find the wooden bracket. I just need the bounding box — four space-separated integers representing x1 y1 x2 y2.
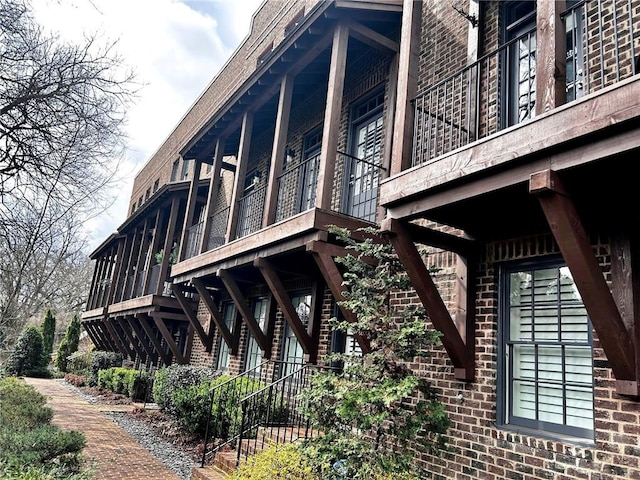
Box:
191 277 234 352
531 169 637 392
255 257 315 356
128 316 158 364
104 319 134 360
219 268 270 355
152 315 186 364
380 218 475 381
117 317 146 363
171 283 212 352
307 241 371 354
137 314 171 366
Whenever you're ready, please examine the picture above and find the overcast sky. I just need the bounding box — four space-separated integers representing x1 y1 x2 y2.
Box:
31 0 263 250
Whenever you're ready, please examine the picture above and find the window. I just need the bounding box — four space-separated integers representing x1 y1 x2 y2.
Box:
181 158 192 180
244 297 268 374
170 160 180 182
564 1 585 102
503 1 537 127
280 292 311 377
153 179 160 193
145 188 151 201
215 303 236 372
498 259 594 440
343 89 385 222
297 128 321 213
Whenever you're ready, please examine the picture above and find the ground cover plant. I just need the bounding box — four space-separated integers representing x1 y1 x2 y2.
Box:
0 377 90 479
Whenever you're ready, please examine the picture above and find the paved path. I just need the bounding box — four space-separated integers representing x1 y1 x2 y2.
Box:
24 377 181 480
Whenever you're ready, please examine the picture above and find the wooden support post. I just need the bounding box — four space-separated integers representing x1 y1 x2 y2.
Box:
143 210 164 296
87 258 102 310
138 314 171 366
255 257 313 354
263 74 294 226
156 197 181 295
536 0 566 115
611 232 640 390
104 319 134 360
153 316 186 364
95 322 118 352
316 22 349 210
179 157 204 261
308 242 371 353
171 283 211 351
306 280 324 364
200 137 226 254
83 323 104 350
106 239 125 305
390 0 422 175
191 277 233 352
226 112 254 242
530 169 637 394
381 218 474 381
131 218 150 298
219 268 269 355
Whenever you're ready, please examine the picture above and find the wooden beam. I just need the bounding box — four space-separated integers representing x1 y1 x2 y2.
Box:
153 315 186 364
157 196 181 294
127 316 157 365
530 169 636 392
148 311 187 321
117 317 146 363
137 314 171 366
310 248 371 353
384 218 474 381
108 236 128 304
381 219 476 257
104 319 134 360
179 158 203 261
94 322 118 352
306 279 324 364
390 0 421 175
263 74 294 226
306 240 377 266
218 268 269 354
536 0 566 115
255 258 313 354
200 137 226 254
171 283 211 351
346 20 398 52
83 323 105 350
611 232 640 391
191 277 233 352
144 210 165 295
226 111 254 243
316 22 349 210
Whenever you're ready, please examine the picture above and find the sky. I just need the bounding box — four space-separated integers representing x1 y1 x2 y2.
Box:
30 0 263 250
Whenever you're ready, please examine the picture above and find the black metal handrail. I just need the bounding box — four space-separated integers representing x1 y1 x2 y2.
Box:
206 207 230 251
235 185 266 239
275 156 320 222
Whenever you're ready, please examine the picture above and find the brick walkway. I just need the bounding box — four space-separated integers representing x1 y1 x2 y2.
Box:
23 377 182 480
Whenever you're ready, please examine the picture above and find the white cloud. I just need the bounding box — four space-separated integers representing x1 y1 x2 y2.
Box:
29 0 262 249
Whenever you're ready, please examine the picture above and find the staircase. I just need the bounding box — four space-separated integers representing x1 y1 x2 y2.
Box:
191 362 329 479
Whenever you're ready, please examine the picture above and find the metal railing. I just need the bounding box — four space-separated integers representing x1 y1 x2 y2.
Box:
235 185 266 239
206 207 230 251
411 0 639 167
145 264 161 295
200 360 314 467
235 363 329 466
184 220 204 259
337 150 384 223
275 155 319 222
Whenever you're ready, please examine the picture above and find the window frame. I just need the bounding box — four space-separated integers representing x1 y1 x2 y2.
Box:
497 256 595 441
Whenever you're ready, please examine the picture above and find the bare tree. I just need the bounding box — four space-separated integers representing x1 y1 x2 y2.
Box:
0 0 135 357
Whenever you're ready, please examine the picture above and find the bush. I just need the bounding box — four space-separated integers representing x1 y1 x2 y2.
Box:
97 367 152 401
66 351 93 378
64 373 87 387
0 377 86 476
97 368 114 391
55 315 81 373
172 381 212 435
152 364 217 416
128 371 152 402
4 326 48 377
40 310 57 361
89 351 122 386
229 443 316 480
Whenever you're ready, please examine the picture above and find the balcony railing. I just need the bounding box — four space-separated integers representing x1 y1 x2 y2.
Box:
206 207 230 251
412 0 639 167
184 220 205 260
235 185 266 239
275 155 319 222
337 150 383 223
145 264 161 295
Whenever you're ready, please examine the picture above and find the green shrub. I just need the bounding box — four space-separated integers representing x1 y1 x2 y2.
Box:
55 315 81 373
66 351 93 377
229 443 316 480
128 371 152 402
40 310 57 361
97 369 114 391
0 463 94 480
89 352 122 386
173 381 212 435
4 326 48 377
64 373 87 387
0 377 86 477
152 364 217 416
110 367 130 395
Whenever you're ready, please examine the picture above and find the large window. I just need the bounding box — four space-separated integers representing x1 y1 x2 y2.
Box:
280 292 311 378
498 259 594 440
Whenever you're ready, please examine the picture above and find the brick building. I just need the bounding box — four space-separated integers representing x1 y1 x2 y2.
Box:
83 0 640 478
